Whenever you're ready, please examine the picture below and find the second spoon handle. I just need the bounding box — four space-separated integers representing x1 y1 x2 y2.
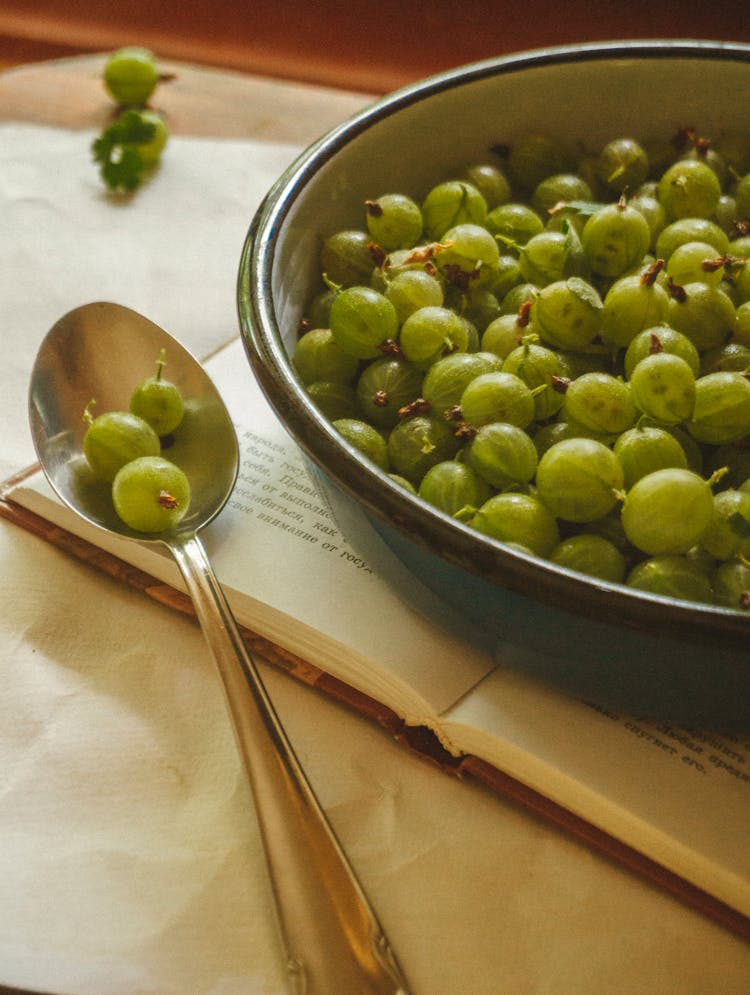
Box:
168 531 411 995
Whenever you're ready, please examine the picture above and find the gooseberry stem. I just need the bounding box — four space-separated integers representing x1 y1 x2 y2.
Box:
82 398 97 425
155 348 167 381
708 466 730 489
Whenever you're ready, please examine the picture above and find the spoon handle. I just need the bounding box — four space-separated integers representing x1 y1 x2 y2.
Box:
168 532 411 995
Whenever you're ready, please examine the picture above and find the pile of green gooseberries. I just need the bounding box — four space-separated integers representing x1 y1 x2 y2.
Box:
92 48 171 192
82 350 190 533
294 128 750 611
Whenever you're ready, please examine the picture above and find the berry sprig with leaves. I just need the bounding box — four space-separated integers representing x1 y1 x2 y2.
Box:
92 48 171 194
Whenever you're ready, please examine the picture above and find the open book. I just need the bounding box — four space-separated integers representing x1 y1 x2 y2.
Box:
2 335 749 941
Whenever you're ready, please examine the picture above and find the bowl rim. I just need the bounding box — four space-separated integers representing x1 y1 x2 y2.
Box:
238 38 750 652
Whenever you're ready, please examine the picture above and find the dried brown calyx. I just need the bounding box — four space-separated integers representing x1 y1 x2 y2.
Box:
453 422 478 440
158 490 179 509
398 397 432 419
367 240 387 268
649 331 665 355
442 263 481 291
667 277 688 303
640 258 665 286
378 338 403 357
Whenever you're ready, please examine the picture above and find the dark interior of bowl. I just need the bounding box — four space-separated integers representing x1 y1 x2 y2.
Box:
239 41 750 727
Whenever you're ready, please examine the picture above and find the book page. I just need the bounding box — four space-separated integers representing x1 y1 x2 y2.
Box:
9 336 750 921
206 353 496 719
444 665 750 916
10 337 496 725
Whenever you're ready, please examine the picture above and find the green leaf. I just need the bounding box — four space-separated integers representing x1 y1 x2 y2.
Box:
91 109 157 192
554 199 608 217
102 147 146 192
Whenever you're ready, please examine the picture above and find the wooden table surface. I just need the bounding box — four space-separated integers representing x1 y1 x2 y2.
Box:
0 54 372 141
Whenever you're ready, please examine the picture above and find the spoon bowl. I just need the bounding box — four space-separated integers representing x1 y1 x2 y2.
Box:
29 300 237 540
28 301 410 995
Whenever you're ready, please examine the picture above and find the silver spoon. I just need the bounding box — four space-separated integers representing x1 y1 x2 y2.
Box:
28 301 411 995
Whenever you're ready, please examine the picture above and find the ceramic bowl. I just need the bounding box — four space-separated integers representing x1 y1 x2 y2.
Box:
238 40 750 727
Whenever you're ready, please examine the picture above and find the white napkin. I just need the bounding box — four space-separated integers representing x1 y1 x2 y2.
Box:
0 121 300 993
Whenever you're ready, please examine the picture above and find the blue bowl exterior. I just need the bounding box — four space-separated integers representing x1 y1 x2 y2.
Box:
310 462 748 727
238 40 750 728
